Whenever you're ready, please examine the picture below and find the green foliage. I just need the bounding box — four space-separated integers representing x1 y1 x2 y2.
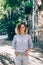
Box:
4 0 23 9
3 3 7 9
0 0 33 39
0 19 7 35
25 1 33 8
25 1 33 14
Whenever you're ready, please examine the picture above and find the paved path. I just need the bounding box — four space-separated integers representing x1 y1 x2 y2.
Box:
0 35 8 40
0 45 43 65
0 40 43 65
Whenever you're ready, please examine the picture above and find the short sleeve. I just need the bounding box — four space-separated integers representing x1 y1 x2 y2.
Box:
28 35 33 49
12 35 16 49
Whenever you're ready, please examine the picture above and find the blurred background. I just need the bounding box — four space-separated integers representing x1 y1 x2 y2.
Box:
0 0 43 65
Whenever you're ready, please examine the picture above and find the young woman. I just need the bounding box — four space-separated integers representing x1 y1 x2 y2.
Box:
12 22 33 65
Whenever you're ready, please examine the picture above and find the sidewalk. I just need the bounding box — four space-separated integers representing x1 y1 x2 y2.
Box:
0 39 43 65
0 39 11 46
0 45 43 65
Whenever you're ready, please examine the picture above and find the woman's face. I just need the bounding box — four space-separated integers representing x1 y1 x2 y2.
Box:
20 24 25 34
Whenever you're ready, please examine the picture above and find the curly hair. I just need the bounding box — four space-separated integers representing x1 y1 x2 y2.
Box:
15 22 28 34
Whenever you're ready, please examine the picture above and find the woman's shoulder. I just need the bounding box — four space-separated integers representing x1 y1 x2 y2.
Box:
26 34 31 38
26 34 31 36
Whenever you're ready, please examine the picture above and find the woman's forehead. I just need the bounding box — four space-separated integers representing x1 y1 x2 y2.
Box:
21 24 25 27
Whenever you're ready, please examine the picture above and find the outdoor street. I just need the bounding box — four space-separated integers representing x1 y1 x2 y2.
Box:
0 0 43 65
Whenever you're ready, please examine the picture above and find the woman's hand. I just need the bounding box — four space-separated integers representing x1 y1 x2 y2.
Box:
24 51 29 56
15 52 19 56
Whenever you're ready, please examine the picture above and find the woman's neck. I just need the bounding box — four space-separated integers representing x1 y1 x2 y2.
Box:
20 32 25 35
